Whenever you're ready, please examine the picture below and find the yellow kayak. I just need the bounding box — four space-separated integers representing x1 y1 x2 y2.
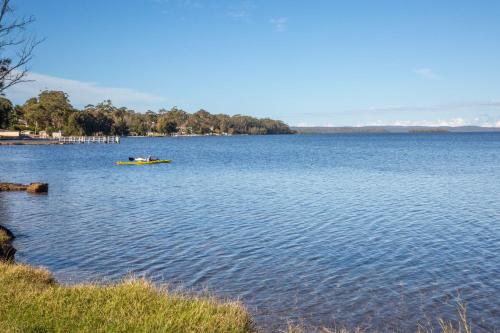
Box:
116 160 172 165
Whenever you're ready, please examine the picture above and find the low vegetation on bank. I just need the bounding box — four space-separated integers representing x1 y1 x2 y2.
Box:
0 261 475 333
0 91 293 137
0 262 255 333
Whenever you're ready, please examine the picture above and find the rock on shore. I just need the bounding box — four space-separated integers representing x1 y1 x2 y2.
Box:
0 225 15 261
0 182 48 261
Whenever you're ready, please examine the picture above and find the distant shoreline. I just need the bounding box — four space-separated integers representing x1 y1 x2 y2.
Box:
0 133 292 145
0 139 60 146
292 125 500 134
2 129 500 145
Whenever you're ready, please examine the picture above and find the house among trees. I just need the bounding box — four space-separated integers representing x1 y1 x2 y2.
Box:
52 131 63 139
0 129 20 139
38 131 49 139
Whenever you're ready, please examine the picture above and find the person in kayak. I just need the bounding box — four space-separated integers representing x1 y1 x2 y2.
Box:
128 156 159 162
128 156 147 162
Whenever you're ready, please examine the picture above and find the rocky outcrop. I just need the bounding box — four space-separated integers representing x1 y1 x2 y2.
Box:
27 183 49 193
0 182 48 261
0 182 48 193
0 183 27 191
0 225 16 261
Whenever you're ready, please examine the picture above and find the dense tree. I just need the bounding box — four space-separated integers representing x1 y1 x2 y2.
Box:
65 111 97 136
6 91 293 136
215 114 231 134
155 107 189 134
156 118 177 134
0 96 12 128
128 115 146 135
110 107 129 136
82 102 114 135
185 109 218 134
142 111 158 133
22 90 74 133
91 110 113 135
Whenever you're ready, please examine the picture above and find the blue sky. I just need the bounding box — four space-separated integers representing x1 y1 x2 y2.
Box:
6 0 500 126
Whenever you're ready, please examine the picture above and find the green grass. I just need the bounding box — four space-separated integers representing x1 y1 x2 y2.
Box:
0 262 255 333
0 262 476 333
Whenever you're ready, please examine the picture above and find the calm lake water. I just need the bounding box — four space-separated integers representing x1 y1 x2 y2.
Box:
1 134 499 331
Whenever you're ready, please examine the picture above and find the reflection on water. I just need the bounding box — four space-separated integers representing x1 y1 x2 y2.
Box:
1 134 500 331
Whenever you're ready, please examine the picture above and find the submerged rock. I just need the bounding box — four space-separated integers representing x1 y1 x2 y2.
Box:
0 182 48 193
27 183 49 194
0 225 14 239
0 243 16 261
0 182 47 261
0 225 16 262
0 183 27 191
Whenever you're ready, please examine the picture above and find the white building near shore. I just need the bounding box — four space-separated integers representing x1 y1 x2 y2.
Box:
0 129 20 139
52 131 63 139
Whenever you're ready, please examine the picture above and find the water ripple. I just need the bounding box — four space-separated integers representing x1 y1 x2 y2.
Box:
1 134 500 332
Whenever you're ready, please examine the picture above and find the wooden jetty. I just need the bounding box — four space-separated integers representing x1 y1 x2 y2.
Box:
58 136 120 144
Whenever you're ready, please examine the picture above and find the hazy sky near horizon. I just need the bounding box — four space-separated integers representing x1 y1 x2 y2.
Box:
6 0 500 126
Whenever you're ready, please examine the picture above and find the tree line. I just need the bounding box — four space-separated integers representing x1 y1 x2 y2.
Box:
0 90 293 136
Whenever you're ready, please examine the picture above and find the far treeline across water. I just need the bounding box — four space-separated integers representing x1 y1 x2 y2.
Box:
0 90 293 136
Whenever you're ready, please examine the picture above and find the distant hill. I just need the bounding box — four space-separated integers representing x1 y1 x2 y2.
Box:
291 126 500 134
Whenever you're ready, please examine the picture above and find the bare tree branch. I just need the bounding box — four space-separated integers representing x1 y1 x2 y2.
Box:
0 0 41 94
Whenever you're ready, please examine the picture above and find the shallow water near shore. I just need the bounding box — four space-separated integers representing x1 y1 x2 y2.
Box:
1 134 499 331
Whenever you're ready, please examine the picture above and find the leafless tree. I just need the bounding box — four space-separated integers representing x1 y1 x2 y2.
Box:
0 0 40 94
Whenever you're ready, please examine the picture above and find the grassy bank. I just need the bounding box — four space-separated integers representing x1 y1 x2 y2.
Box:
0 261 476 333
0 262 255 333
